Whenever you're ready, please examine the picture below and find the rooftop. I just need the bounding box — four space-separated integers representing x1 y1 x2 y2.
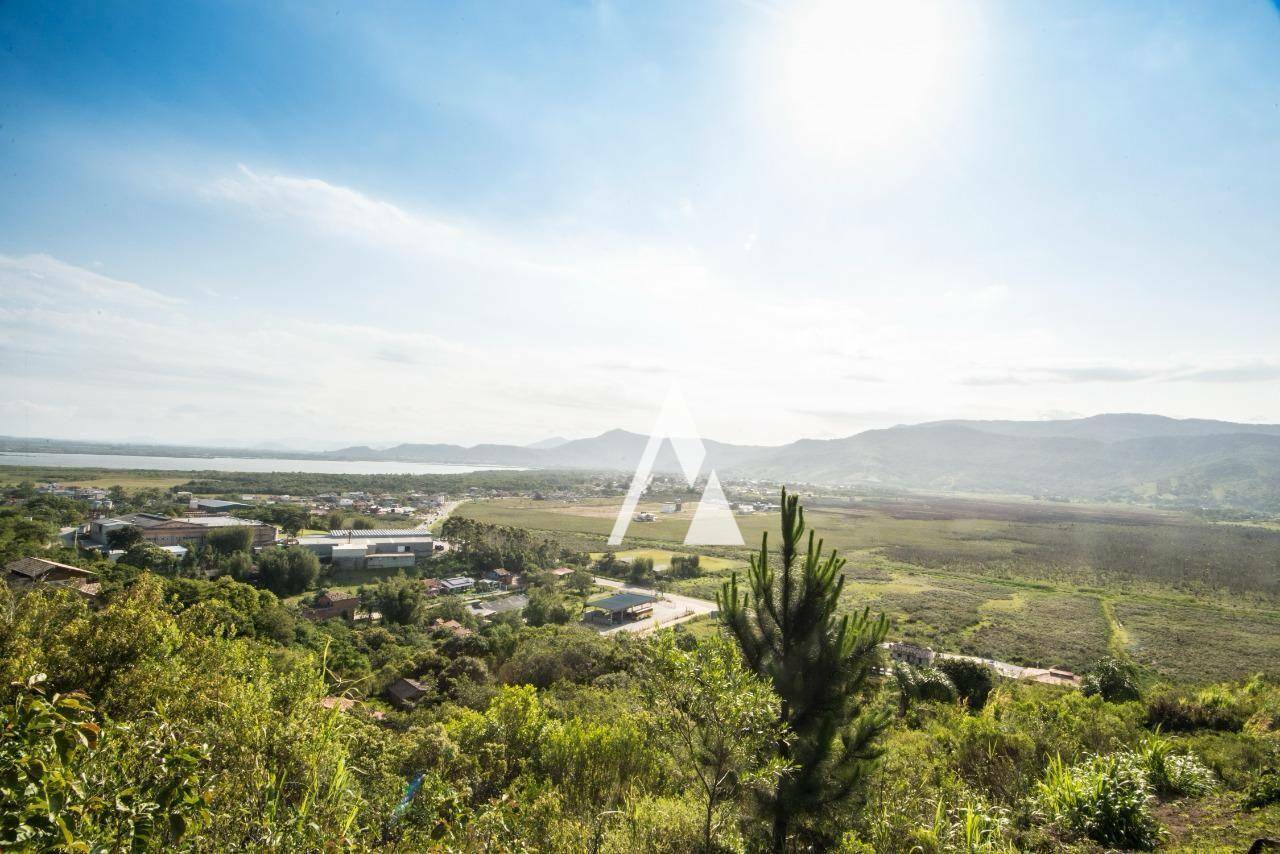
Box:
329 528 432 538
589 592 658 613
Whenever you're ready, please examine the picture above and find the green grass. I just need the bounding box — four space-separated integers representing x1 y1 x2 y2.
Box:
0 465 192 492
457 496 1280 683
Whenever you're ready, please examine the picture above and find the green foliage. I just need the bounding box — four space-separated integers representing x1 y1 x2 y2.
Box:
628 556 655 585
935 658 995 711
719 489 890 851
1132 729 1217 796
367 573 427 625
441 515 561 572
0 673 210 850
891 662 957 716
524 588 581 627
1035 752 1162 850
1243 766 1280 809
497 625 627 689
670 553 702 579
107 523 145 550
1081 656 1142 703
204 525 254 556
256 545 320 596
639 633 787 852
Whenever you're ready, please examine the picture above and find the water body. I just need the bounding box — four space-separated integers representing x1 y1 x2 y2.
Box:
0 452 523 476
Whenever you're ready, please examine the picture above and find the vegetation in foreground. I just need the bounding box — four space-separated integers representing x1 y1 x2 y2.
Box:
2 493 1278 850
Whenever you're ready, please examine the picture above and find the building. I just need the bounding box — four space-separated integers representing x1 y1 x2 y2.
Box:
440 576 476 594
422 578 443 597
4 557 100 600
430 618 473 638
190 498 250 513
87 513 277 550
484 567 521 589
387 677 430 709
885 642 936 668
660 501 682 514
303 590 360 621
295 529 437 571
587 592 657 624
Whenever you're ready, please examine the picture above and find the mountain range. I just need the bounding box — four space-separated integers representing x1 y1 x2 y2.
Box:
321 414 1280 510
7 414 1280 510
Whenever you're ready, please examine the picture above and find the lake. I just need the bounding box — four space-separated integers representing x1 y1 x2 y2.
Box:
0 452 523 476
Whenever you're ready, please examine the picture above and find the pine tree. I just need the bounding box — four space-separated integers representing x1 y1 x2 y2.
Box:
718 488 890 852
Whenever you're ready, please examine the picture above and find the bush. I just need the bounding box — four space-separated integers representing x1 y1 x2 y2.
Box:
1035 753 1162 850
1132 731 1216 797
1081 657 1141 703
1243 766 1280 809
936 658 995 711
1145 686 1247 732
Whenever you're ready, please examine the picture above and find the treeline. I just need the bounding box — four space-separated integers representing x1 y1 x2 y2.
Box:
179 468 608 496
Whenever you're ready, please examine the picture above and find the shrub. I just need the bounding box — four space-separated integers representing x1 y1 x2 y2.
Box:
936 658 995 711
1081 657 1141 703
1243 766 1280 809
1132 731 1216 797
1146 690 1244 732
1035 753 1162 850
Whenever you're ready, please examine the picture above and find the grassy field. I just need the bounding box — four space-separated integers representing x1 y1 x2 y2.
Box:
0 465 192 492
458 496 1280 683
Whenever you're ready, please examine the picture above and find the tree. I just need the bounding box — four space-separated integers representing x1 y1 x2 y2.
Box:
568 566 594 596
206 526 253 556
1081 657 1141 703
524 588 578 627
641 633 786 853
257 546 319 597
672 554 702 579
628 556 655 586
719 489 890 852
371 574 426 625
106 525 144 551
935 658 995 711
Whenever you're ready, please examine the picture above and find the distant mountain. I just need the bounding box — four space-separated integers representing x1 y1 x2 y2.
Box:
9 413 1280 510
526 436 570 450
320 414 1280 510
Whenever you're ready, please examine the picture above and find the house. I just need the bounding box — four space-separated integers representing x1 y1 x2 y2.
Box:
587 592 658 625
4 557 100 600
885 642 935 668
87 513 277 550
430 618 473 638
422 577 443 597
549 567 575 578
484 567 521 589
303 590 360 621
386 677 430 709
440 576 475 594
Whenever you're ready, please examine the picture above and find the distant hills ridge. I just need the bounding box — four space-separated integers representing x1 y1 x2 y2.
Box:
318 413 1280 509
6 414 1280 509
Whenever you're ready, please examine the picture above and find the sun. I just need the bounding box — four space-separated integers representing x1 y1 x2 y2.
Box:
771 0 975 161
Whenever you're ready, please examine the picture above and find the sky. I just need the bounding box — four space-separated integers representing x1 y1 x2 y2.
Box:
2 0 1279 449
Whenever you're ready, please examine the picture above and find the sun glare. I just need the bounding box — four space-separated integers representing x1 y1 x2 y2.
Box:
773 0 973 161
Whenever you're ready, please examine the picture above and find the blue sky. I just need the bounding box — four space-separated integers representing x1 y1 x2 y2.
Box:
2 0 1279 447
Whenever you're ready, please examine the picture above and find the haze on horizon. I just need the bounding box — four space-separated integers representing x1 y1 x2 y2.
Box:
3 1 1279 449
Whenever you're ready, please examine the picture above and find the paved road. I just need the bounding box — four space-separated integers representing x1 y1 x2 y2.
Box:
591 580 1080 685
